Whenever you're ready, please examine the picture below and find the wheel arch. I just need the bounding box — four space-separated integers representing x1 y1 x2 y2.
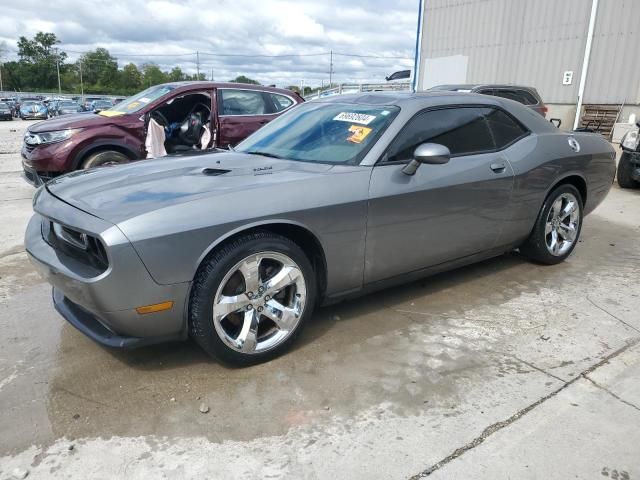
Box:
73 141 139 170
547 173 587 205
194 220 328 300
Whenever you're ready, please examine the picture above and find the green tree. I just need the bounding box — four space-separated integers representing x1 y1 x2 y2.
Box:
119 63 142 93
16 32 66 90
78 48 118 89
142 63 167 87
229 75 260 85
168 66 185 82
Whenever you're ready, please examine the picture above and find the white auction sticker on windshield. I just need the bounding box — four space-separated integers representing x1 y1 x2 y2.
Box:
138 97 151 103
333 112 376 125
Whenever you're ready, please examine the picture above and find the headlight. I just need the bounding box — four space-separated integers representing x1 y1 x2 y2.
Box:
621 130 639 150
24 128 82 146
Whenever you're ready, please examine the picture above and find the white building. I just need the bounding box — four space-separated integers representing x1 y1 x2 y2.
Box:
415 0 640 132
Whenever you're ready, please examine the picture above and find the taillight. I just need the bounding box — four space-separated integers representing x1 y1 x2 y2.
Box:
540 105 548 116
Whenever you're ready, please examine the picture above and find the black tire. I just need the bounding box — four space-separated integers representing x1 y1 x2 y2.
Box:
520 184 584 265
189 231 317 366
617 152 639 189
81 150 129 169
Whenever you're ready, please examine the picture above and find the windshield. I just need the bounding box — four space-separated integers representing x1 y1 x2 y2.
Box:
60 101 78 107
235 102 400 164
107 85 175 114
21 101 37 107
0 103 9 110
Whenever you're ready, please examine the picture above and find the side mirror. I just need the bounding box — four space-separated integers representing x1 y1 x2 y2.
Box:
402 143 450 175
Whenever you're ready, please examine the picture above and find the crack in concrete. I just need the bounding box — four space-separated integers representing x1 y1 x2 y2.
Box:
587 296 640 334
409 336 640 478
505 353 566 383
584 375 640 413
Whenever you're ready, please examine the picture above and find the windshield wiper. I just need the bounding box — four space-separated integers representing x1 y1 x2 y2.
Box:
244 150 283 159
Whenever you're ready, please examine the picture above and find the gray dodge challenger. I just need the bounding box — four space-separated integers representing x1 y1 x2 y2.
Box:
25 91 616 365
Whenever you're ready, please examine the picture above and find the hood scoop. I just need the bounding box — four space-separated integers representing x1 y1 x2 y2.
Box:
202 168 231 176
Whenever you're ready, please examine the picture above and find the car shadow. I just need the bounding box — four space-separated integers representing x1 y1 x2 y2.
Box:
91 212 636 371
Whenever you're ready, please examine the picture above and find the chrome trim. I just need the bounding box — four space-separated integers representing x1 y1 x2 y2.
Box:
212 251 307 354
545 192 580 256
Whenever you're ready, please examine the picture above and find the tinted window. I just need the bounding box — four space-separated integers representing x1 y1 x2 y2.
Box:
485 109 528 148
493 89 538 105
387 107 494 162
270 93 294 112
220 89 267 115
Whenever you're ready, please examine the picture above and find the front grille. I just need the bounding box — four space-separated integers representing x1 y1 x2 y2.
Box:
42 219 109 273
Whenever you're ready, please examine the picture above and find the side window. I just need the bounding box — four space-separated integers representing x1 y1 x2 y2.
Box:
270 93 294 112
219 89 267 115
516 90 539 105
485 109 528 148
492 89 523 104
386 107 495 162
493 89 538 105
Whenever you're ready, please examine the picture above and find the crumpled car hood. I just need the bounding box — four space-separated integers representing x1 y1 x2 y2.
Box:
46 151 333 224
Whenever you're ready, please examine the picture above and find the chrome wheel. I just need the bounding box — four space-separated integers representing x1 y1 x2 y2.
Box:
545 192 580 256
212 252 307 354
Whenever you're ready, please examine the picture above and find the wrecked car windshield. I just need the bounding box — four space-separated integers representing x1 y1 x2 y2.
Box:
107 85 175 114
235 102 400 165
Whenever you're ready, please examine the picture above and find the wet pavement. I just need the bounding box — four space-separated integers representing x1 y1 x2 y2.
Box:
0 120 639 479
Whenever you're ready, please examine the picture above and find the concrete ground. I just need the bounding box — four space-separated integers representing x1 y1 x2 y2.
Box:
0 118 639 480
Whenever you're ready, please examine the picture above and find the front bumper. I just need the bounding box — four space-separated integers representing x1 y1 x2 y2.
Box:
25 190 190 347
21 161 53 187
21 113 47 119
52 288 184 348
627 152 640 181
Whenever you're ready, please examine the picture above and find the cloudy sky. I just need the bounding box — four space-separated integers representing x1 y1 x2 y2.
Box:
0 0 419 88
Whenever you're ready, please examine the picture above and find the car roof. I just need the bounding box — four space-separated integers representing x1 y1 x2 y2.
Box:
164 81 299 97
311 90 503 107
431 84 540 94
310 91 556 134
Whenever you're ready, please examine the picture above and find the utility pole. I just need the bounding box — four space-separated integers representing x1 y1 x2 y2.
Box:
54 48 61 95
329 50 333 87
196 51 200 79
0 62 3 93
211 68 214 81
79 60 84 99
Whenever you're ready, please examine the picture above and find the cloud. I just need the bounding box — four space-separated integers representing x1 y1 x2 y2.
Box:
0 0 418 87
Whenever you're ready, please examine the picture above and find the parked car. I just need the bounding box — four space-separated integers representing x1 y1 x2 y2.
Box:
89 99 114 112
81 97 104 111
25 91 615 365
0 102 13 120
19 101 49 120
617 122 640 188
0 98 17 117
429 84 548 117
21 82 303 185
53 100 83 116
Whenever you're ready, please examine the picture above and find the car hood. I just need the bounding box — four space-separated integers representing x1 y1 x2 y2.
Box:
45 152 334 224
28 111 122 132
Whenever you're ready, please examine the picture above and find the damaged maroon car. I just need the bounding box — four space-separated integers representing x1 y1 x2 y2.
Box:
21 82 303 185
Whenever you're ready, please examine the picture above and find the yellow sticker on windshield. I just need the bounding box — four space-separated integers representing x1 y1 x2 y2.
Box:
347 125 372 144
127 101 140 109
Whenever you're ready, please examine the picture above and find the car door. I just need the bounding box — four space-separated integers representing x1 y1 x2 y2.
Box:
364 106 520 284
216 88 279 147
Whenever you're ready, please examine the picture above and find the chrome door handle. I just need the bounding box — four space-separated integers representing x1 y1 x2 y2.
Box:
490 162 506 173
